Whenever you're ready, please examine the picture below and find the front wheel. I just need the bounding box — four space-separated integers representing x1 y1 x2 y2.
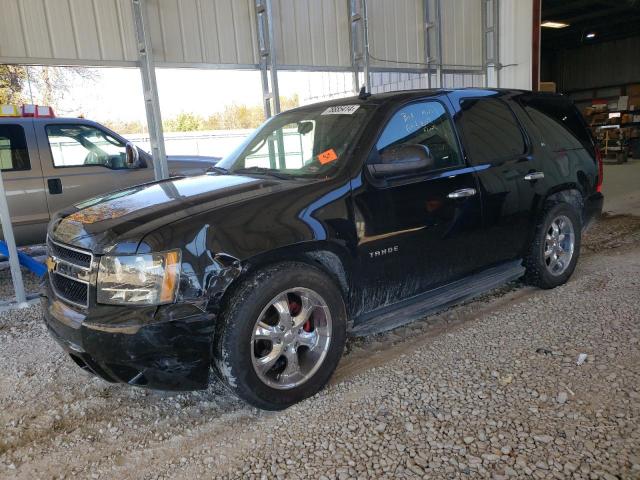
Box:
214 262 346 410
524 202 582 289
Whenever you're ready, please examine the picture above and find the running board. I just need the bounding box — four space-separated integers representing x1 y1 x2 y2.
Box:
350 260 525 337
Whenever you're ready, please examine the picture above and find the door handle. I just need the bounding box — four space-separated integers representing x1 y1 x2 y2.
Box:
524 171 545 181
447 188 476 199
48 178 63 195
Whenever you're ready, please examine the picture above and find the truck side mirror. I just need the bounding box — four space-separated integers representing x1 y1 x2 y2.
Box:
367 144 434 178
125 142 140 168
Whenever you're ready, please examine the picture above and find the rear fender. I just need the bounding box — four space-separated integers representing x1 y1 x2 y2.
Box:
525 186 584 251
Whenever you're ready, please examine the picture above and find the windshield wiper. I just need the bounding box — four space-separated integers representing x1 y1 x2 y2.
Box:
208 165 229 174
233 167 295 180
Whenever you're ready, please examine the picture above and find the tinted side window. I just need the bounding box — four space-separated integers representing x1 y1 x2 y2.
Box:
0 125 30 171
457 98 526 164
520 97 592 153
375 101 462 171
46 124 129 169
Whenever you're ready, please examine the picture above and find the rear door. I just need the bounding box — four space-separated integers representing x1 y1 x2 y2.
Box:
35 121 153 214
448 92 548 267
0 120 50 245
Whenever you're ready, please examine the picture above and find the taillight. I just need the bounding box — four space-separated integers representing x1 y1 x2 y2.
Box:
595 147 603 193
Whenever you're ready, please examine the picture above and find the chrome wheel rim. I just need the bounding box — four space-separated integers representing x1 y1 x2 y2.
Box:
544 215 575 276
250 287 332 390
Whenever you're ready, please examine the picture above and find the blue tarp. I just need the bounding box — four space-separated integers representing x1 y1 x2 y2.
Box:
0 241 47 277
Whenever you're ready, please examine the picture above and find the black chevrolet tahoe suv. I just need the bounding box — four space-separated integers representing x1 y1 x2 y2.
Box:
43 89 603 410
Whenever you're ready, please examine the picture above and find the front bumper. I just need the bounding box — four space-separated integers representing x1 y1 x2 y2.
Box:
42 281 215 391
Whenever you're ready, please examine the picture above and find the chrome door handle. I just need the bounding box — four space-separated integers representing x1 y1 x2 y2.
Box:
447 188 477 199
524 171 545 181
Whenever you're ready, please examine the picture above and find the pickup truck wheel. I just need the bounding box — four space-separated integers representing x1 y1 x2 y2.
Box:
524 203 581 289
214 262 346 410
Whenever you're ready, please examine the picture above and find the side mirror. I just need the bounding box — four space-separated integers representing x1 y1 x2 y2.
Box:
125 142 139 168
367 144 434 178
297 121 314 135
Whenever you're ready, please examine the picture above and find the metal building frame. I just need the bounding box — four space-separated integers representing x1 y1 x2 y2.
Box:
0 0 503 307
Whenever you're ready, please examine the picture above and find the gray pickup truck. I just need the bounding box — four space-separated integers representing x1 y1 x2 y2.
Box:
0 115 219 245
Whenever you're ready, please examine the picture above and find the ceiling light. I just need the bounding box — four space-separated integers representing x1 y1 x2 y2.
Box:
541 21 569 29
586 32 596 38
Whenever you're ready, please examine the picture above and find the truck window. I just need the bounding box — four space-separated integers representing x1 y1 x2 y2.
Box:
519 96 593 154
46 124 130 170
456 98 526 164
375 101 462 171
0 125 30 171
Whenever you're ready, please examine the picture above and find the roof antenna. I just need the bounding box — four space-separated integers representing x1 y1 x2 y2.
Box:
358 85 371 100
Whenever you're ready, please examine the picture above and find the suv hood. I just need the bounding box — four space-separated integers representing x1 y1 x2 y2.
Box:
50 174 302 254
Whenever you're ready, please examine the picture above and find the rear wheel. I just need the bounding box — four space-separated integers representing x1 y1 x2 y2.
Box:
524 202 581 289
214 262 346 410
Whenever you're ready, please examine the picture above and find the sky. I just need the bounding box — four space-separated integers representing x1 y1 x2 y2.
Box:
24 67 354 124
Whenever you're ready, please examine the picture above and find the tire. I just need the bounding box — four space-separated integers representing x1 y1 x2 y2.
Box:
524 202 582 289
214 261 347 410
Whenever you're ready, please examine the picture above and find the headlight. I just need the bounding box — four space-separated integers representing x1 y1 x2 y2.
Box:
97 250 181 305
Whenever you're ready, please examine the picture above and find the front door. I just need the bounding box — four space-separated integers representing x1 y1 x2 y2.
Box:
0 120 50 245
351 99 484 318
35 122 153 214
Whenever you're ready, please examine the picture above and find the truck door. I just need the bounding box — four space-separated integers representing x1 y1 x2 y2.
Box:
0 120 50 245
448 91 546 267
351 99 485 316
35 121 153 214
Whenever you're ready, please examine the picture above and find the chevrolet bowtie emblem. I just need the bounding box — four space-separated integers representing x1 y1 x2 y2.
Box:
45 256 57 273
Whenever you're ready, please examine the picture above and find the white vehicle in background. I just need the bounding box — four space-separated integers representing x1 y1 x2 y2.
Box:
0 104 219 246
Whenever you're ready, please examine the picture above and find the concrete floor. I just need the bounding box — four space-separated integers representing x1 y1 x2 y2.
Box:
602 157 640 215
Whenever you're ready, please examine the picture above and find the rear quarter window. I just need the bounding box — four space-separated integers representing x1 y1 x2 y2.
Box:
0 124 30 171
520 96 593 154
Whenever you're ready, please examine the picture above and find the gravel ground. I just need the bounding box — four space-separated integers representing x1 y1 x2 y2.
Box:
0 214 639 479
0 268 40 303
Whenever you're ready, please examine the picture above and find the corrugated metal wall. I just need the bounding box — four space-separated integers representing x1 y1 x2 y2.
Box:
367 0 425 69
145 0 258 66
271 0 351 68
440 0 483 70
0 0 139 65
370 71 486 93
555 36 640 92
497 0 532 89
0 0 533 89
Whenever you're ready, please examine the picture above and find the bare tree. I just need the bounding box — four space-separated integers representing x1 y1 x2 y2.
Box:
27 66 100 112
0 65 27 104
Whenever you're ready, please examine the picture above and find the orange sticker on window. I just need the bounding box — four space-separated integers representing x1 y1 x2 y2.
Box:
317 148 338 164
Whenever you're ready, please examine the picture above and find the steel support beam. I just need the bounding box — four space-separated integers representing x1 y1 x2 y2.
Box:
0 171 26 305
424 0 443 88
362 0 371 92
435 0 443 88
132 0 169 180
483 0 500 88
255 0 281 119
349 0 371 93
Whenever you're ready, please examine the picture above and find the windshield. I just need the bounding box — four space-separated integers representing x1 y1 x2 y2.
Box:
217 104 374 178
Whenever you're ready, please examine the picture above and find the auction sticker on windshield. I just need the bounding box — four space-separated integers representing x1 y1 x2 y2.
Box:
321 105 360 115
317 148 338 164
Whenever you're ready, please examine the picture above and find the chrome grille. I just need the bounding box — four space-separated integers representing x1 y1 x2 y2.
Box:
48 239 92 268
50 273 89 306
47 238 93 308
